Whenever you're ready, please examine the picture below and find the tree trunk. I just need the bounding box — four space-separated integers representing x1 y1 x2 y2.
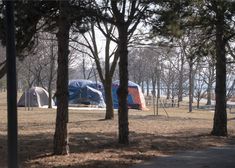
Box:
166 85 170 99
48 82 52 108
178 54 184 102
171 83 175 107
117 26 129 145
5 1 18 166
141 81 144 94
0 63 6 79
53 1 70 155
48 41 55 109
189 61 193 112
157 71 161 99
151 77 156 97
206 64 214 105
197 98 200 109
82 56 86 79
146 79 149 96
178 73 183 102
171 95 174 107
35 72 41 86
206 83 212 105
192 70 196 103
104 78 114 119
211 8 227 136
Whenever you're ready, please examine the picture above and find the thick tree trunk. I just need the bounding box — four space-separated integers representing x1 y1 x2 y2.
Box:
53 1 70 155
104 78 114 119
211 9 227 136
117 26 129 144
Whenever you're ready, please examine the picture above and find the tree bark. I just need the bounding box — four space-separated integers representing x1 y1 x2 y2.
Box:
178 80 183 101
5 1 18 166
0 62 6 79
82 56 86 79
104 78 114 119
206 63 214 105
157 69 161 99
151 77 156 97
188 60 193 112
178 54 184 102
197 98 200 109
117 26 129 144
53 1 70 155
166 85 170 99
211 7 227 136
206 83 212 105
146 79 149 96
48 41 55 109
141 81 145 94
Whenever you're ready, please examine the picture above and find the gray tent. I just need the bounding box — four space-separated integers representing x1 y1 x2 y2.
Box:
18 87 54 107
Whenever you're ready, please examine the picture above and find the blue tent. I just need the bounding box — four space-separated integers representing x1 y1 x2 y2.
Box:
68 80 106 107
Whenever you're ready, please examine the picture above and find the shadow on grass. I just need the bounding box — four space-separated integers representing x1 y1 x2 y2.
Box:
1 130 235 168
30 160 133 168
0 135 7 167
128 114 210 121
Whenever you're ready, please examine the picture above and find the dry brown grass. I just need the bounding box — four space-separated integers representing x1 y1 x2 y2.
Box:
0 91 235 168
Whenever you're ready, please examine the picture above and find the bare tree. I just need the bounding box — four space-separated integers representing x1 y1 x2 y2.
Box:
176 46 187 103
128 48 148 87
37 33 57 108
226 64 235 101
201 56 216 105
109 0 149 144
179 31 201 112
194 68 207 109
17 32 57 105
71 22 118 119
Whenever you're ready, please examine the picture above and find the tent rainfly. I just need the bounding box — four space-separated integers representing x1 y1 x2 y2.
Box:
68 79 106 108
112 80 146 110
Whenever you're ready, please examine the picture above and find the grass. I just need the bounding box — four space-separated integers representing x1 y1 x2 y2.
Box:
0 91 235 168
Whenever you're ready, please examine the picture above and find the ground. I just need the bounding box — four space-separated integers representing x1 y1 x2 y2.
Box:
0 92 235 168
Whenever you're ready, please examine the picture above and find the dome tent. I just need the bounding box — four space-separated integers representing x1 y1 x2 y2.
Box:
68 79 106 107
112 80 146 110
18 87 54 107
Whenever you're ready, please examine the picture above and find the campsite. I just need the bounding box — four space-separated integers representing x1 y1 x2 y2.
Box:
1 92 235 168
1 1 235 168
